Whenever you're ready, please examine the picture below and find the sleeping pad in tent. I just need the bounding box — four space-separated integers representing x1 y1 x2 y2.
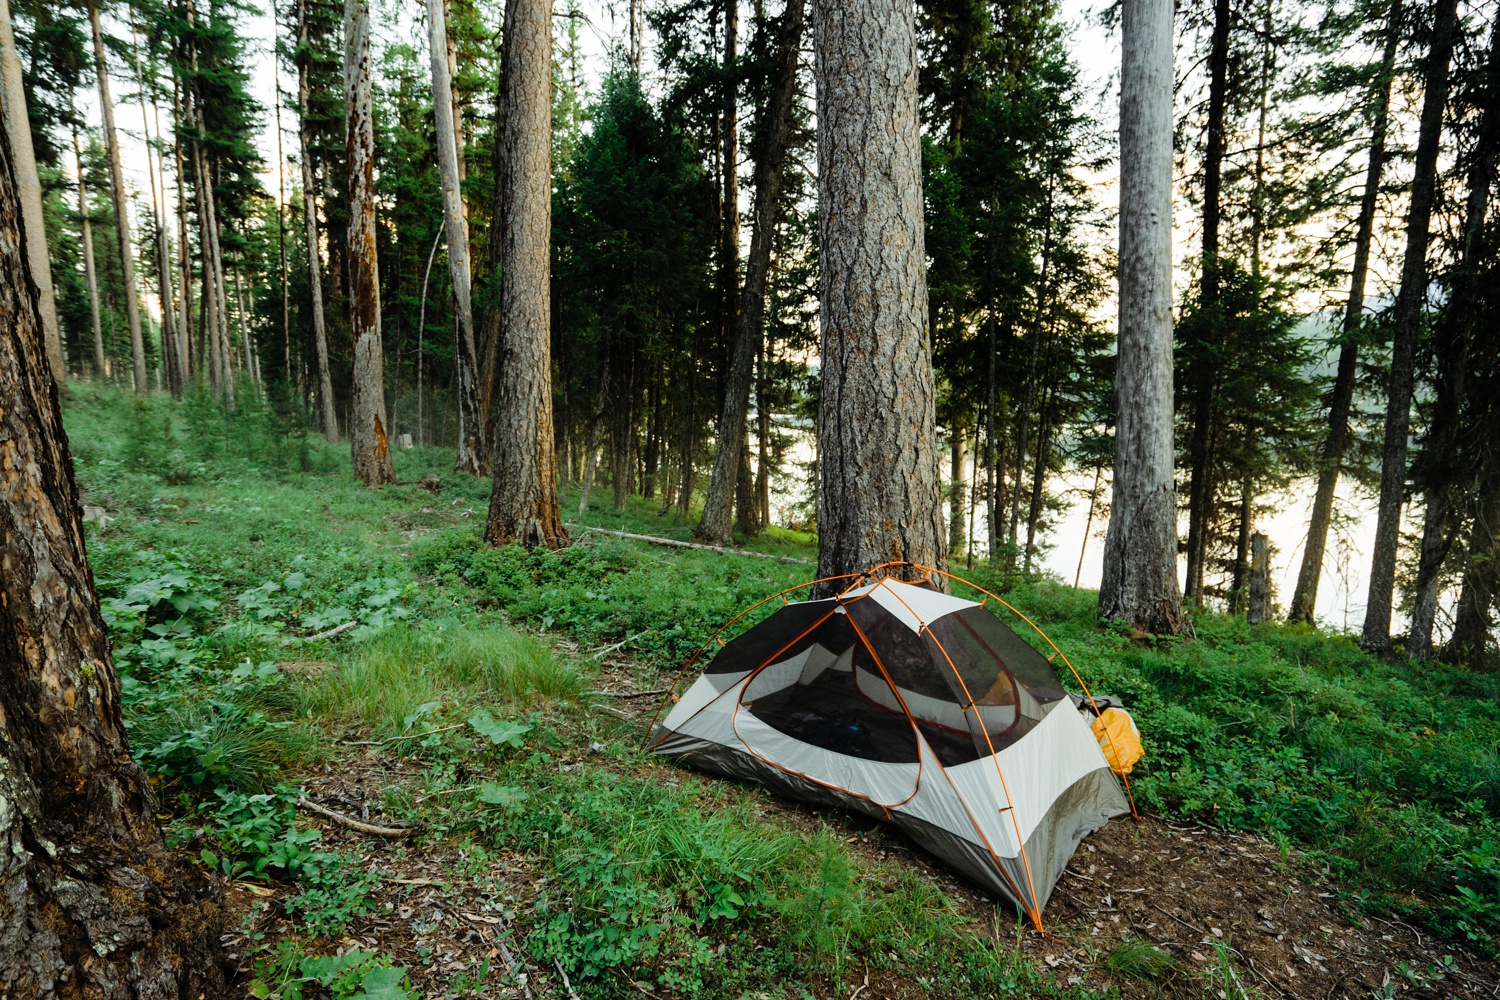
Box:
646 575 1130 926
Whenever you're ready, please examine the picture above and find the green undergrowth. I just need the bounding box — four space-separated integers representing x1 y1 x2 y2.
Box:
60 385 1500 993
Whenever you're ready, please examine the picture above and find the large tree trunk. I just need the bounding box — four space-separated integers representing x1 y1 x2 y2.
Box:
811 0 945 592
89 0 148 394
0 108 229 997
696 0 804 546
0 0 64 381
1098 0 1186 635
1408 14 1500 657
484 0 565 547
345 0 396 486
1289 0 1401 624
297 0 339 442
430 0 485 475
72 124 108 378
1361 0 1460 652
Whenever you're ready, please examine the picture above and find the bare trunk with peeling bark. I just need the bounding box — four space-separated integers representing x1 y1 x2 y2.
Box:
1097 0 1186 635
811 0 945 593
345 0 396 486
0 107 230 997
485 0 565 547
429 0 485 475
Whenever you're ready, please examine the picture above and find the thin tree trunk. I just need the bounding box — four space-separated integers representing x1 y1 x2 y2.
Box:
949 425 967 557
297 0 339 441
1009 172 1056 559
1098 0 1186 635
1076 462 1103 588
233 260 257 386
0 0 64 380
1408 14 1500 658
1023 383 1054 577
1446 482 1500 667
1183 0 1231 605
130 24 178 397
276 65 290 382
89 0 148 394
72 124 107 377
1289 0 1402 624
811 0 945 593
696 0 803 545
173 80 195 384
486 0 566 545
984 320 998 564
430 0 484 475
1231 481 1252 614
0 111 230 995
1362 0 1460 652
1247 532 1271 624
345 0 395 486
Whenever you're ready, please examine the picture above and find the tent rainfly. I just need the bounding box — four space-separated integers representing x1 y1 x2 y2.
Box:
647 569 1133 929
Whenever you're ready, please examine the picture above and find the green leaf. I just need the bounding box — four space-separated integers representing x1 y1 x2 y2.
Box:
353 965 411 1000
467 709 531 749
477 782 529 807
246 980 272 999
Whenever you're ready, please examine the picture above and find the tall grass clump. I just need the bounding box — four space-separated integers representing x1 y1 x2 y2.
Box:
299 625 588 736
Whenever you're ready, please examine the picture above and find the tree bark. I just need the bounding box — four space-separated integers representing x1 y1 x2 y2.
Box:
811 0 945 593
1361 0 1460 652
430 0 485 475
89 0 148 394
1288 0 1402 624
0 0 64 381
1446 482 1500 667
485 0 566 547
1408 13 1500 657
0 107 230 997
172 80 195 385
72 124 108 378
1098 0 1186 635
949 424 967 557
1246 532 1271 624
696 0 803 546
345 0 396 485
297 0 339 442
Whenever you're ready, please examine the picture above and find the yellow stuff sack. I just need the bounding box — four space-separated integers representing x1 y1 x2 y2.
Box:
1091 707 1142 776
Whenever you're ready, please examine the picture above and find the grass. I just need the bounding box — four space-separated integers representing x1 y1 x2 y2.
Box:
297 624 590 737
1104 938 1183 980
58 384 1500 995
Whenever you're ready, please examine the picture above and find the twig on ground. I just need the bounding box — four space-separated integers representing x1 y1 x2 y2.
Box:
554 958 582 1000
337 722 465 747
296 795 418 838
591 630 651 660
565 524 812 564
593 688 670 699
290 620 359 643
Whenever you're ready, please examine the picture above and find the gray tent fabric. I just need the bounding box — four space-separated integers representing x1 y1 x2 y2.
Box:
648 575 1132 926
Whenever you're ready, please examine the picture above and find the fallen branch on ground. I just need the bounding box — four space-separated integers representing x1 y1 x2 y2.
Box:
296 796 418 838
284 620 360 644
337 722 465 747
566 525 812 564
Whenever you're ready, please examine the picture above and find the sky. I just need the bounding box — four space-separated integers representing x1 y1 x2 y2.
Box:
71 0 1408 633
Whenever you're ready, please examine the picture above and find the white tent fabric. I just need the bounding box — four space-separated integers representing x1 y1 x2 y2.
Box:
649 577 1130 924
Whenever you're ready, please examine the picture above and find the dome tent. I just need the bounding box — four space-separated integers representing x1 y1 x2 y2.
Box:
646 566 1133 929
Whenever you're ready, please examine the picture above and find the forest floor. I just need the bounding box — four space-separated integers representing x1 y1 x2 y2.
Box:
67 386 1500 998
